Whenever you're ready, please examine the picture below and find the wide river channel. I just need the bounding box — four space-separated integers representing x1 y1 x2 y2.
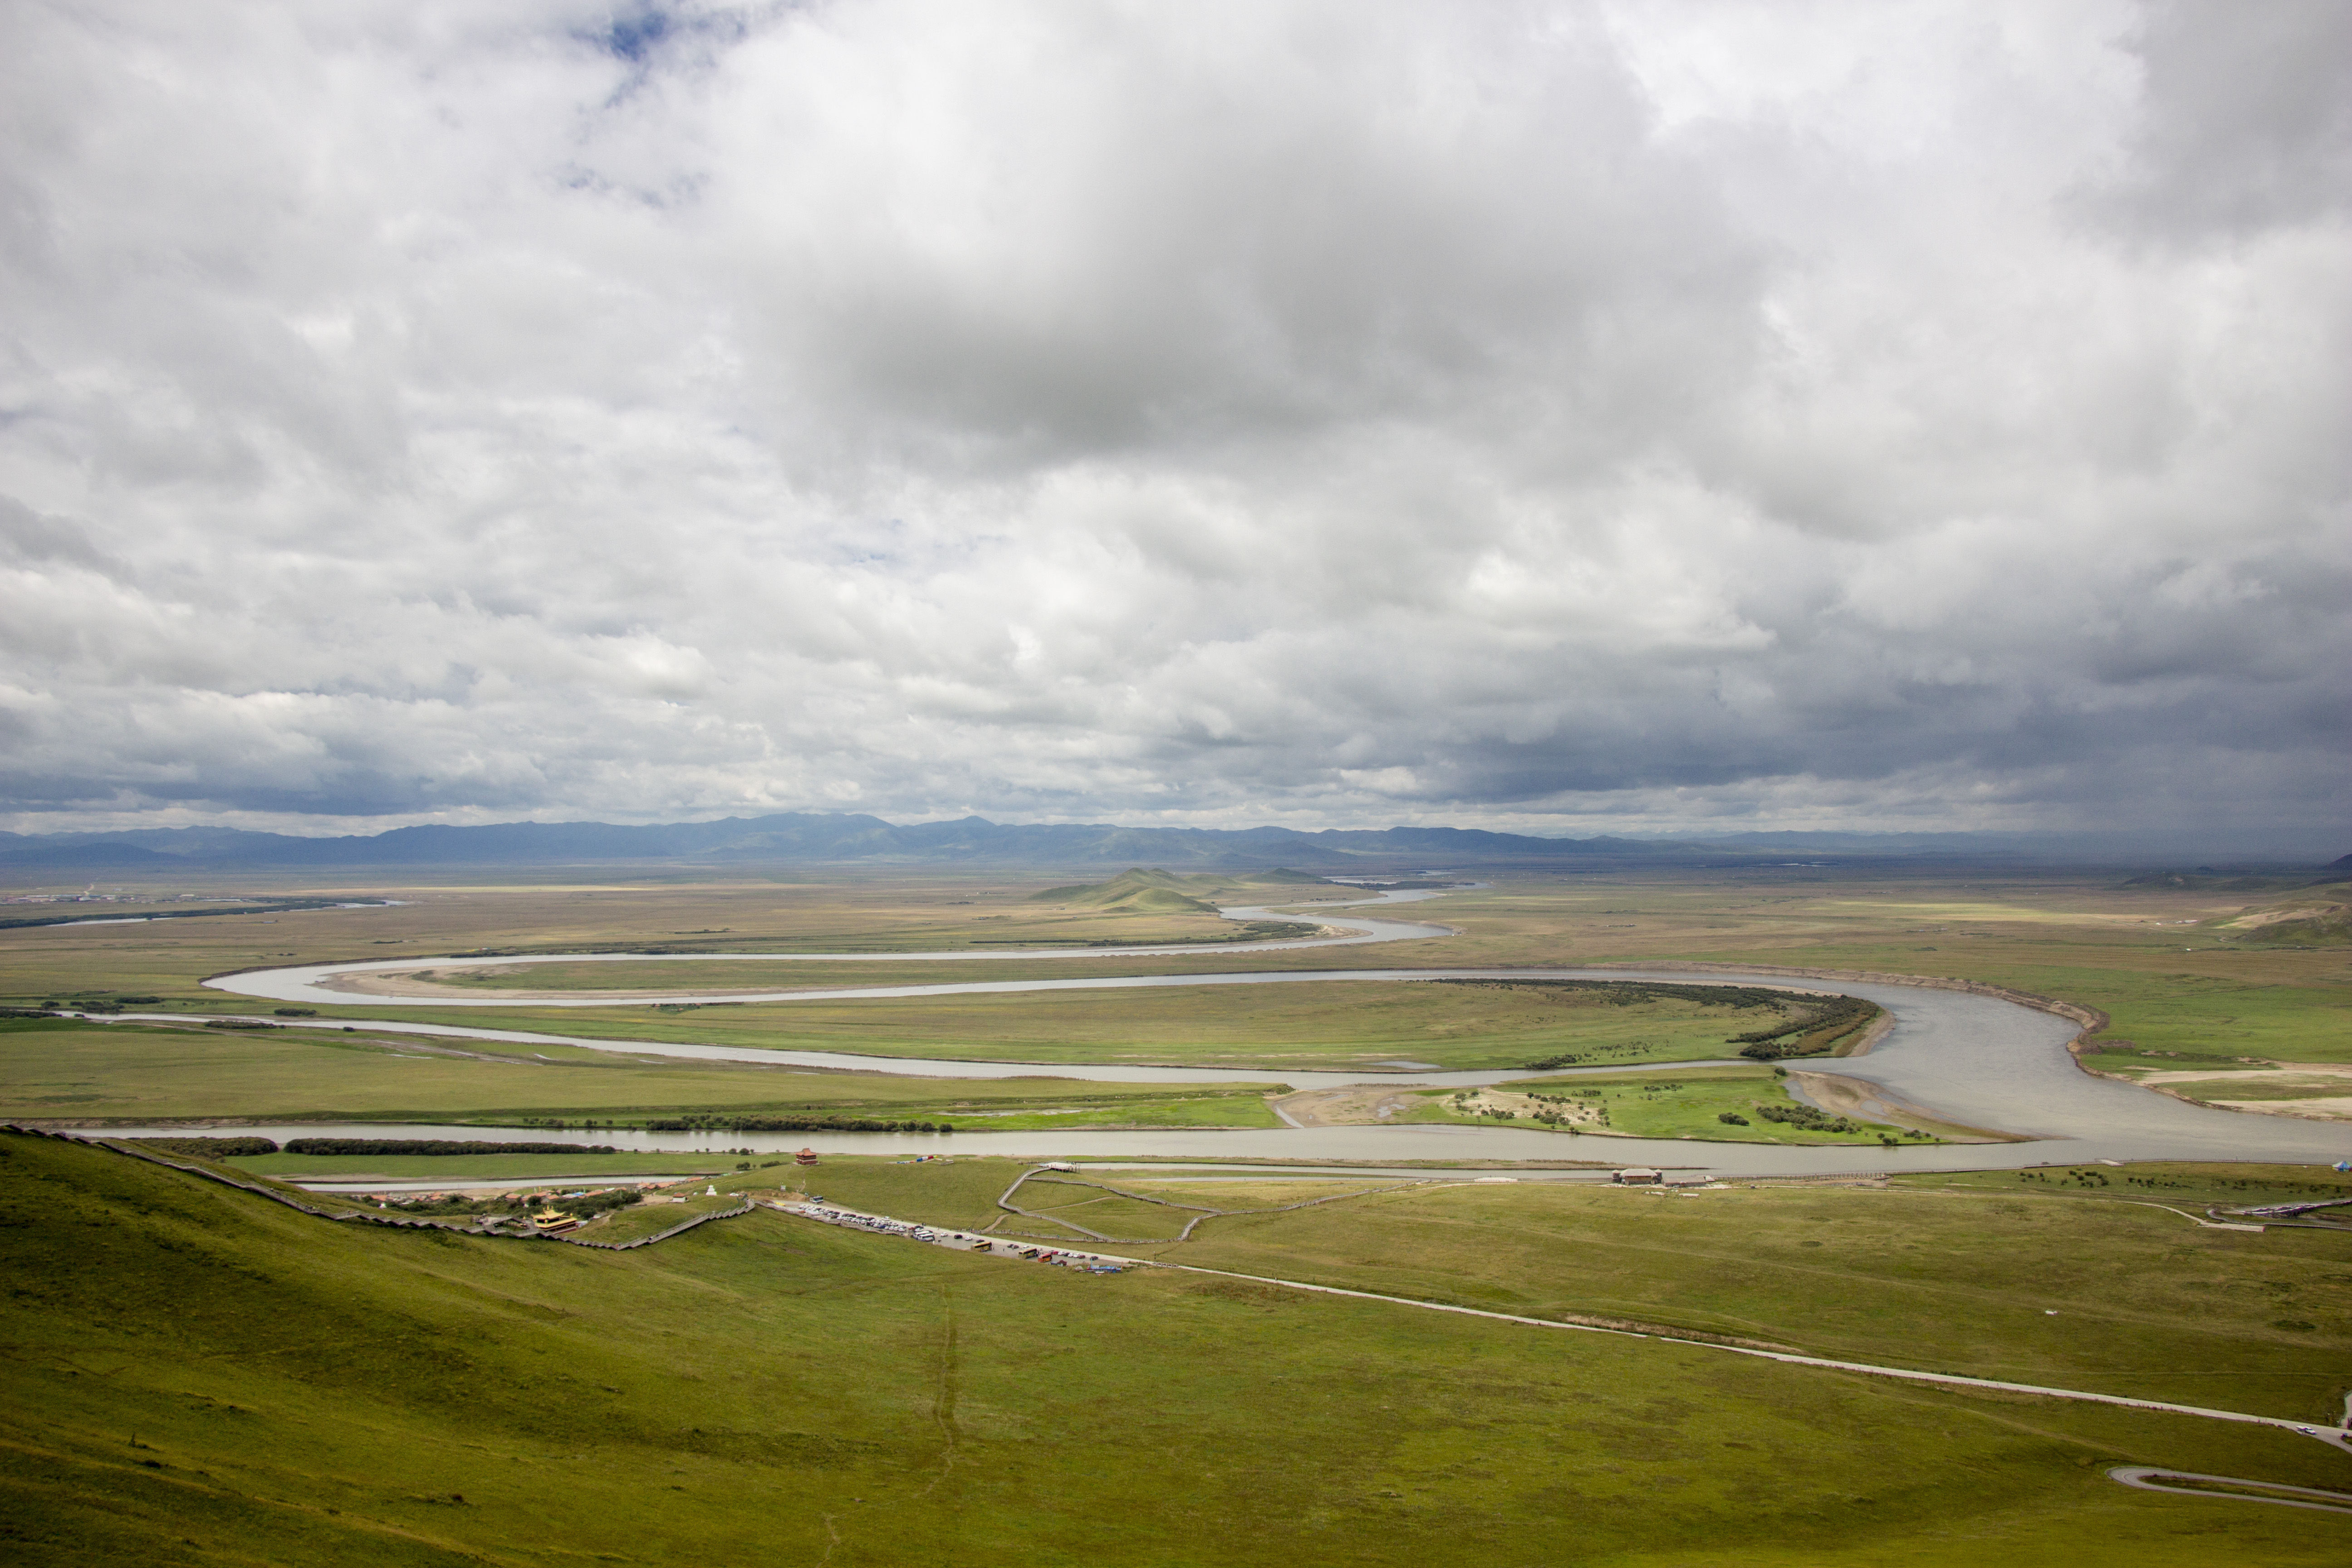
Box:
122 887 2352 1178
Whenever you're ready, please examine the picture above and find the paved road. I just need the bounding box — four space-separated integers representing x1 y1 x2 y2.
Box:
2106 1466 2352 1514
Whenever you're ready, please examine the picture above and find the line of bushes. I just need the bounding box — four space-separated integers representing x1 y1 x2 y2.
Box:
642 1114 954 1133
5 996 165 1016
1431 977 1789 1011
280 1139 618 1156
0 898 369 932
127 1136 281 1157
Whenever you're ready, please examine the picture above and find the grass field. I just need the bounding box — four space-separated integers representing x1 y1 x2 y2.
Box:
781 1155 2352 1420
6 1132 2351 1566
1377 877 2352 1069
211 978 1783 1074
0 1016 1289 1126
1901 1161 2352 1210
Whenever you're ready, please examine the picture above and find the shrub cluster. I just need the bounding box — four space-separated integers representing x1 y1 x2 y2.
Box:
282 1138 617 1156
2018 1168 2112 1187
536 1187 645 1218
1754 1102 1862 1134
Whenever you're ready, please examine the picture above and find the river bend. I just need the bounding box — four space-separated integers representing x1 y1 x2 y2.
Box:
171 888 2351 1173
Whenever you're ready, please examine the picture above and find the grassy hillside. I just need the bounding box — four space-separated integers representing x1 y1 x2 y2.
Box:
790 1156 2352 1419
1030 865 1347 913
1032 867 1221 912
8 1134 2348 1566
2220 885 2352 948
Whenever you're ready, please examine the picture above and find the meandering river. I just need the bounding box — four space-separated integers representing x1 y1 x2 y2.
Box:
139 887 2351 1176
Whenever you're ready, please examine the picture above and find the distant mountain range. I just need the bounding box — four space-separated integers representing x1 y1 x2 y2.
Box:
0 813 1694 869
0 815 2337 871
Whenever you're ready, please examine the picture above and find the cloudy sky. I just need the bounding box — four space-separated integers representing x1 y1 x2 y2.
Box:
3 1 2346 850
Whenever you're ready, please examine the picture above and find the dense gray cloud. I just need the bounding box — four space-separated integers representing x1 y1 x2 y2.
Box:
0 0 2345 850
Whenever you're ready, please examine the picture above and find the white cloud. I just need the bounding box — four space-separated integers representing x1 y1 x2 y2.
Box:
0 0 2344 849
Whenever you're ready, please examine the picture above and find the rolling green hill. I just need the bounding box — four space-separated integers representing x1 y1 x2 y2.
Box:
1030 865 1337 912
5 1132 2350 1565
2221 885 2352 946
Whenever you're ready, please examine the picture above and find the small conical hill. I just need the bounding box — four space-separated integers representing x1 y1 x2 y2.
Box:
1030 867 1221 912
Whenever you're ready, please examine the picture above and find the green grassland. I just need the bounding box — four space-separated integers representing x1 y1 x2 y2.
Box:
1900 1161 2352 1210
960 1092 1284 1129
8 1133 2352 1566
784 1155 2352 1421
1396 1064 1931 1145
1031 865 1363 912
1372 877 2352 1068
270 977 1777 1072
0 1017 1286 1126
348 971 1872 1080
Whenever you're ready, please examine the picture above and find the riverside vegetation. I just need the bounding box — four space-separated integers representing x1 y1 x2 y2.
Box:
1407 1064 1937 1146
5 1133 2348 1566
